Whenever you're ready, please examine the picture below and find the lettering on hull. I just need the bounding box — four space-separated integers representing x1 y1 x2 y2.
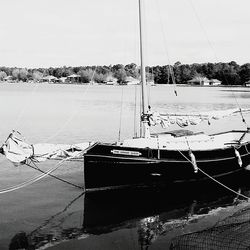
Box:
111 149 142 156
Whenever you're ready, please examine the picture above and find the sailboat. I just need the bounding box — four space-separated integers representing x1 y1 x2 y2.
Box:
1 0 250 193
83 0 250 191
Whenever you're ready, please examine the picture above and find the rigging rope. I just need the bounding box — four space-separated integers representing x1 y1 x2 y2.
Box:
118 86 124 141
0 163 62 194
139 84 142 137
13 82 40 130
0 152 84 195
27 160 84 190
187 0 249 127
155 0 178 96
43 67 97 143
10 66 97 145
177 148 250 200
134 84 138 138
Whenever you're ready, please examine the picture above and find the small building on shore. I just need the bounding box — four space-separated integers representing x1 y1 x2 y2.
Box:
187 77 210 86
104 75 118 85
187 77 221 86
124 76 140 85
3 76 14 82
41 75 58 83
59 77 67 83
245 80 250 87
66 74 81 83
209 79 221 86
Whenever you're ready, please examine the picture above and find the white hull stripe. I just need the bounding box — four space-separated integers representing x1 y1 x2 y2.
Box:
85 151 250 163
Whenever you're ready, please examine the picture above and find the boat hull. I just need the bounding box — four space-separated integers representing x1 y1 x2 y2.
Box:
84 143 250 191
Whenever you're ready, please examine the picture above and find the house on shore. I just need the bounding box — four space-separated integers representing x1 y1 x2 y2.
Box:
103 75 118 85
187 77 210 86
3 76 14 83
209 79 221 86
245 80 250 87
66 74 81 83
124 76 140 85
147 80 156 86
187 77 221 86
59 77 67 83
41 75 59 83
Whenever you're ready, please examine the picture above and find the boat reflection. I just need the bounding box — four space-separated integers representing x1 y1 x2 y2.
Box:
8 179 250 250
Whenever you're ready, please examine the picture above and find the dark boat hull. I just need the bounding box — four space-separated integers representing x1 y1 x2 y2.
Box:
84 142 250 191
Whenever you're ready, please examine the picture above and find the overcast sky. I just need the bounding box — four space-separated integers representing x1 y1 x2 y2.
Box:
0 0 249 68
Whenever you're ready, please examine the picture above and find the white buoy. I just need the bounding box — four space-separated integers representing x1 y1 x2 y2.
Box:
234 148 242 167
245 164 250 171
189 151 198 173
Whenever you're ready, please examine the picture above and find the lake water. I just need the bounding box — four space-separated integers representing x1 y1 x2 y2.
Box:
1 83 250 250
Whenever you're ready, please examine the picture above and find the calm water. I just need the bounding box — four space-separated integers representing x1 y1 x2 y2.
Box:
1 83 250 250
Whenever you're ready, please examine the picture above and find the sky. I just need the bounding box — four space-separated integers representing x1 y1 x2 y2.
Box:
0 0 250 68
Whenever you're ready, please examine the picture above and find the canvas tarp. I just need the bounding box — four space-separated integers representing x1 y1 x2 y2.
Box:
0 131 93 164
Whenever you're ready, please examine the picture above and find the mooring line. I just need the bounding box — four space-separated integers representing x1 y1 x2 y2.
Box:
0 163 62 194
0 151 85 194
27 160 84 190
177 149 250 200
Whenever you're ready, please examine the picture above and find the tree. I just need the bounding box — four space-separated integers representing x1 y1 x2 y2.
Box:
0 67 11 76
111 64 124 73
12 68 20 80
94 73 107 83
0 61 246 86
180 65 193 83
61 66 73 77
125 63 139 78
152 66 164 84
114 68 127 84
174 61 181 67
32 70 43 82
239 63 250 84
78 69 94 83
146 71 154 82
96 65 110 75
0 71 7 81
19 68 29 82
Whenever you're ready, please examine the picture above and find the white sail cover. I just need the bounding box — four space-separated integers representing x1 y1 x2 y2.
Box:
0 131 93 164
149 108 250 128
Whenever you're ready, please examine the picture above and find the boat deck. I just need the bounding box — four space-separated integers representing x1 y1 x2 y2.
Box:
119 130 250 151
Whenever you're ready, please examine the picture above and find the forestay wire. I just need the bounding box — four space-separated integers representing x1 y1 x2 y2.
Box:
43 66 97 143
11 66 97 144
118 86 124 141
134 84 138 138
187 0 249 128
155 0 178 96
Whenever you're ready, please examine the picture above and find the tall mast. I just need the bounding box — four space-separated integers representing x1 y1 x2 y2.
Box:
138 0 149 138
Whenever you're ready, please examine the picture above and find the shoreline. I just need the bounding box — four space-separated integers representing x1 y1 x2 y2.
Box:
0 81 249 88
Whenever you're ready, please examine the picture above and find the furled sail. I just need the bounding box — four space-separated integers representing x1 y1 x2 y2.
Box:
0 131 93 164
148 108 250 128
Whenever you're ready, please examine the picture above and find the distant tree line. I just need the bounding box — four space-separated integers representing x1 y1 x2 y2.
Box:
0 61 250 85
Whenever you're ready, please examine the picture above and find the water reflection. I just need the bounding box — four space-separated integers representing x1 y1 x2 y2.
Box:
9 192 85 250
170 190 250 249
8 179 250 250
